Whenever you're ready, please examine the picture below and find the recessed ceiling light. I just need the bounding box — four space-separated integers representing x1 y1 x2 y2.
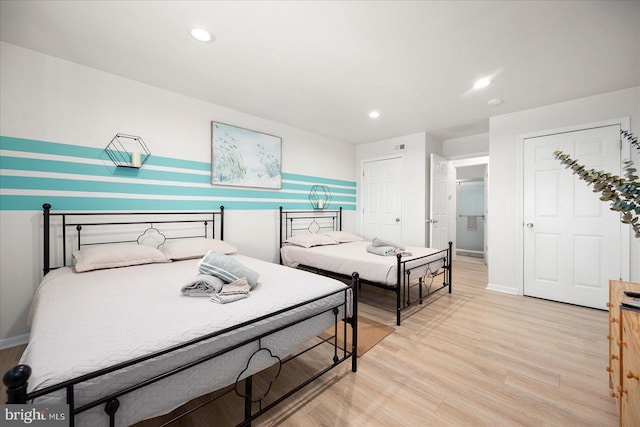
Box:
369 111 380 119
487 98 503 106
473 77 491 90
190 26 214 43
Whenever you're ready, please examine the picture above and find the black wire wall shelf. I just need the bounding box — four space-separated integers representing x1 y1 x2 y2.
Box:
105 133 151 169
308 184 332 209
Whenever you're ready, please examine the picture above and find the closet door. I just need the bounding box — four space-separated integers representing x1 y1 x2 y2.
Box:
361 156 403 242
523 125 622 309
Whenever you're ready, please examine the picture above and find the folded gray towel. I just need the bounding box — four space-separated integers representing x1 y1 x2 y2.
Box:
198 250 259 288
181 274 224 297
366 244 396 256
371 237 405 250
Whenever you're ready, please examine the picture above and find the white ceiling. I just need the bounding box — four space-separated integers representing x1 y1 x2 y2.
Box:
1 1 639 144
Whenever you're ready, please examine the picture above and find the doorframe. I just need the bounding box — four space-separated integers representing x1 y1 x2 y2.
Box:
516 117 631 296
359 153 406 242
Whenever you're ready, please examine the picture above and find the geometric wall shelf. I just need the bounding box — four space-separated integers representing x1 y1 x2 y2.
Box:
105 133 151 168
308 184 332 209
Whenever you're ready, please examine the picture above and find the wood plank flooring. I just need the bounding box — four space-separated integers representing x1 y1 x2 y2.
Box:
1 260 618 426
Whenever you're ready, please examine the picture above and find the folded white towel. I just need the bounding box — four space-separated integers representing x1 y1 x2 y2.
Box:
366 244 396 256
210 277 251 304
210 293 249 304
371 237 405 250
181 274 224 297
219 277 251 295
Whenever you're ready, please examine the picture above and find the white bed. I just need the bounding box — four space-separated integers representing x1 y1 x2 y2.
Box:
279 207 451 326
21 255 349 426
281 240 446 286
4 205 357 427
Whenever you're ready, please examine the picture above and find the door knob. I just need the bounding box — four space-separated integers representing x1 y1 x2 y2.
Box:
526 223 534 228
395 218 401 222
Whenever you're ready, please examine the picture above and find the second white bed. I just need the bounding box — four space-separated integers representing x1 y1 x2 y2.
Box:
281 240 446 286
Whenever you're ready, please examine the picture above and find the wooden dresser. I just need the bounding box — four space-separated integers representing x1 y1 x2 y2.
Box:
608 280 640 426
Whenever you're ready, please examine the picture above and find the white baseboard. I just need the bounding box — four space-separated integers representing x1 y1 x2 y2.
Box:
486 283 518 295
0 334 29 350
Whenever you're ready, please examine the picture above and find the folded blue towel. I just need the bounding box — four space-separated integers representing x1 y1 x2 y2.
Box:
366 244 396 256
198 250 260 288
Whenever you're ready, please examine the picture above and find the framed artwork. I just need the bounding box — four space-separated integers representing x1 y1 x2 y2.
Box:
211 121 282 189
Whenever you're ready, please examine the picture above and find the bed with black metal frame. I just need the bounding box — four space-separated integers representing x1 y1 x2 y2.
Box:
3 204 358 427
279 207 451 326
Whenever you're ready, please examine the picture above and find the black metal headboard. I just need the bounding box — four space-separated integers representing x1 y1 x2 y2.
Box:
278 206 342 262
42 203 225 275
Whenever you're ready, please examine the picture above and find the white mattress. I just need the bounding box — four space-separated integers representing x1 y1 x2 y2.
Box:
281 241 447 286
21 255 349 426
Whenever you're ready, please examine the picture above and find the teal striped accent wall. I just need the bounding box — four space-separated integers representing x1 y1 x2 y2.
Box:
0 136 357 211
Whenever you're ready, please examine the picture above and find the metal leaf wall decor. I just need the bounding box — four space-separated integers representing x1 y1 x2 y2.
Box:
553 130 640 239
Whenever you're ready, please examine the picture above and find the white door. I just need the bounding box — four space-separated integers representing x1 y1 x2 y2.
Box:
429 153 451 249
362 157 403 242
523 125 622 309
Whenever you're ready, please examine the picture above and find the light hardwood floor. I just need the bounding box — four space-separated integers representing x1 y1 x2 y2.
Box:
1 260 617 426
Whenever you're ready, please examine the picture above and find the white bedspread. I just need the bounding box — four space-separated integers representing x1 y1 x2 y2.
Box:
21 255 349 426
281 241 446 286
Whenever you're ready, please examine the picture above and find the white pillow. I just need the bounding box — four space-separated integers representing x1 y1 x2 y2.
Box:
285 233 339 248
73 244 169 272
160 238 237 260
322 231 364 243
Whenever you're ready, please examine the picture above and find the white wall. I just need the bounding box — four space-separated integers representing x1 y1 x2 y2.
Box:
443 132 489 158
488 86 640 294
0 42 357 345
456 164 486 180
354 132 443 246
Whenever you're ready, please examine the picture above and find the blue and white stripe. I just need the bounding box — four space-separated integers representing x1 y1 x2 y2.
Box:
0 136 357 211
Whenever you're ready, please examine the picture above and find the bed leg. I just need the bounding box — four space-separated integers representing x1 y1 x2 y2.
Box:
351 272 359 373
3 364 31 404
244 376 253 426
448 241 453 294
396 254 402 326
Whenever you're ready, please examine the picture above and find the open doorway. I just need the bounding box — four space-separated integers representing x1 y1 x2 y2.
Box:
456 174 485 260
449 157 489 264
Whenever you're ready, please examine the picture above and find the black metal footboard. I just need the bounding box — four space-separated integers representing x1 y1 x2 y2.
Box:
3 273 359 427
393 241 452 326
296 242 452 326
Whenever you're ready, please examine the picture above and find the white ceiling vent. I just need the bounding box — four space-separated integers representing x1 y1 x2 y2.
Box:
394 144 405 151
